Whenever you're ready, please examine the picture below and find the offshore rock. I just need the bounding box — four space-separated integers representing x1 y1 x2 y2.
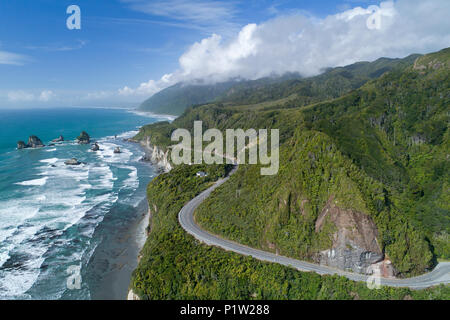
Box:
91 142 100 151
64 158 81 166
77 131 90 144
113 147 121 154
27 135 45 148
52 135 64 143
17 141 27 149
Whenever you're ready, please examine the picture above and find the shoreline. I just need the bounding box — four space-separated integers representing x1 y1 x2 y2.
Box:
84 135 158 300
86 197 149 300
87 122 171 300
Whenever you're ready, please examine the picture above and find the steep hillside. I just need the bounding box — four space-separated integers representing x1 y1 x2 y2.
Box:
219 55 420 107
130 163 450 299
139 81 237 115
139 54 419 116
133 48 449 277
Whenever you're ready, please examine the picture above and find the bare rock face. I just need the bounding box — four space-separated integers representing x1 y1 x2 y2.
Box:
65 158 81 165
127 289 140 300
91 143 100 151
315 196 384 274
139 136 172 172
77 131 90 144
17 141 27 149
27 135 45 148
367 258 397 278
52 135 64 143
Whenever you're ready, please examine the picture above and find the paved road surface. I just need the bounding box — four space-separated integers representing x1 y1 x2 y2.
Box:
179 166 450 289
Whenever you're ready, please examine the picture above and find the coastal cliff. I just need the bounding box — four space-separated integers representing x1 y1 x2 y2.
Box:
132 136 172 172
140 136 172 172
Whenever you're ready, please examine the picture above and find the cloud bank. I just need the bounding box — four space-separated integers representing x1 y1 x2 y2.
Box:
7 90 55 102
119 0 450 98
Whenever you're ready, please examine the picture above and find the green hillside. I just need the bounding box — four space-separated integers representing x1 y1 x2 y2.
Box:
130 163 449 300
138 54 419 116
131 48 449 297
139 81 237 115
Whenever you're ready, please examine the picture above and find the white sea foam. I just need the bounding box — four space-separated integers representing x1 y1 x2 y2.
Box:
15 177 48 186
129 110 176 121
0 118 154 298
119 165 139 189
40 158 58 164
102 130 139 140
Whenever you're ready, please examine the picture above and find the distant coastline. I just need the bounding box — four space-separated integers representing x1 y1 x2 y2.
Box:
129 110 177 122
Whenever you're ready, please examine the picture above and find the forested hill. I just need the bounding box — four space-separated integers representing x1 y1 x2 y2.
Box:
139 81 237 115
138 54 420 115
134 47 449 279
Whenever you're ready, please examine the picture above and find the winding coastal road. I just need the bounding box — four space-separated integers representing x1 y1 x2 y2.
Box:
179 166 450 289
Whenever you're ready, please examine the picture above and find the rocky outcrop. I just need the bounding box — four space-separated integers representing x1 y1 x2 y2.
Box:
139 136 172 172
17 141 27 149
113 147 121 154
77 131 90 144
91 143 100 151
17 136 45 149
52 135 64 143
65 158 81 165
367 258 397 278
27 135 45 148
127 289 140 300
315 196 386 275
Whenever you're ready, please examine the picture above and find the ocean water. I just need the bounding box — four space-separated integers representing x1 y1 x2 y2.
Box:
0 107 169 299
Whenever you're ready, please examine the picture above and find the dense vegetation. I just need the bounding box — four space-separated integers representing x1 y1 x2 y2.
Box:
132 48 449 298
139 55 419 116
130 164 449 299
139 81 236 115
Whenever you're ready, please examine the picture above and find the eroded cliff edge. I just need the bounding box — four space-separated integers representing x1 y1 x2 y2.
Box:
315 196 396 277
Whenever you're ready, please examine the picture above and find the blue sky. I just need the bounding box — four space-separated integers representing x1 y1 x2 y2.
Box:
0 0 448 108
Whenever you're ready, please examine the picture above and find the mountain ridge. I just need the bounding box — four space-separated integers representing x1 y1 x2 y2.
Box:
139 54 421 115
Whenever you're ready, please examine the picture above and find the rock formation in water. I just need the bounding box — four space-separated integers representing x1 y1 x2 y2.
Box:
77 131 90 144
24 135 45 148
91 143 100 151
17 141 27 149
113 147 121 154
64 158 81 165
52 135 64 143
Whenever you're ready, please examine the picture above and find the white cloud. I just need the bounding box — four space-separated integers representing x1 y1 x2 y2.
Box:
122 0 238 34
177 0 449 79
84 91 112 100
118 73 175 97
7 90 55 102
25 40 87 52
7 91 35 102
39 90 55 102
120 0 450 98
0 50 28 66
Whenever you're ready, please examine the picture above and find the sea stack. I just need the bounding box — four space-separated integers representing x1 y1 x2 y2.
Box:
27 135 45 148
64 158 81 165
52 135 64 143
17 141 27 149
77 131 90 144
114 147 121 154
91 142 100 151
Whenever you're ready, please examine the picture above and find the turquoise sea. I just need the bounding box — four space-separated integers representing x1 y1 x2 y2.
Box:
0 107 170 299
